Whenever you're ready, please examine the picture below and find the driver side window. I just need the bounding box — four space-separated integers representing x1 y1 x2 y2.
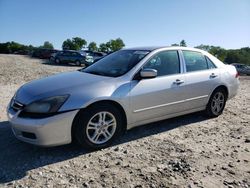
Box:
143 50 180 76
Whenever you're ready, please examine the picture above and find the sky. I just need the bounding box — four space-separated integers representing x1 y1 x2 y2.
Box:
0 0 249 50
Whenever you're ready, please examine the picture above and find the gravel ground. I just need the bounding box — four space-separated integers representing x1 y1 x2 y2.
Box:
0 54 249 188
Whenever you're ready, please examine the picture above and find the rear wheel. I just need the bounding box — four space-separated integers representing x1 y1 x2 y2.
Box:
73 103 123 149
75 60 81 66
50 57 54 62
205 88 227 117
55 58 60 64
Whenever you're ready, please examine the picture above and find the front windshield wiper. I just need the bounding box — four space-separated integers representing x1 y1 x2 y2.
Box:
83 70 108 76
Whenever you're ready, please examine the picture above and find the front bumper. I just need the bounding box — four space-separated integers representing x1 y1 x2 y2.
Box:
7 107 79 147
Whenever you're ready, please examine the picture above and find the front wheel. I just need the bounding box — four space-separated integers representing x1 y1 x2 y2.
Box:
73 103 124 149
205 88 227 117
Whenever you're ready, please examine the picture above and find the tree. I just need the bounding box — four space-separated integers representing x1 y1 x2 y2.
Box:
180 40 187 47
62 39 74 50
195 44 212 51
105 41 112 52
109 38 125 52
0 42 10 53
224 51 240 64
72 37 87 50
88 42 98 51
98 43 109 52
97 38 125 52
62 37 87 50
209 46 227 62
41 41 54 49
171 43 179 46
195 44 227 62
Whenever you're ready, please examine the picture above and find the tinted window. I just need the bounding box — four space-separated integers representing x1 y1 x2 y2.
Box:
206 56 216 69
143 50 180 76
183 51 208 72
71 52 79 56
94 52 103 57
63 52 71 56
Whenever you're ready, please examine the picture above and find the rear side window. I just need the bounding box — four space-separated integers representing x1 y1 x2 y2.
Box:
183 51 208 72
63 52 71 56
71 52 79 56
205 56 216 69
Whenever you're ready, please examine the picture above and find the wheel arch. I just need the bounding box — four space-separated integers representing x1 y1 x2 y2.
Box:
212 85 229 100
71 99 128 141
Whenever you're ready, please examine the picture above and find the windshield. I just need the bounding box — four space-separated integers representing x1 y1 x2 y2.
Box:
82 50 150 77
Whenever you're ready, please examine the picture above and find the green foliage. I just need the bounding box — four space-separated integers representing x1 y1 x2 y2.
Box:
224 48 250 65
40 41 54 49
0 41 34 54
171 43 179 46
171 40 186 47
194 44 212 51
1 38 249 66
97 38 125 52
180 40 187 47
73 37 87 49
109 38 125 51
88 42 98 51
98 43 109 52
195 44 250 65
62 39 74 50
62 37 87 50
209 46 227 62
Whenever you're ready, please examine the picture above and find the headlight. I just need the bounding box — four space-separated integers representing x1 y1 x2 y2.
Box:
24 95 69 114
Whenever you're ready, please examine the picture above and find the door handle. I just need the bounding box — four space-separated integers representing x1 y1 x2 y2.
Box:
210 73 218 78
173 79 184 85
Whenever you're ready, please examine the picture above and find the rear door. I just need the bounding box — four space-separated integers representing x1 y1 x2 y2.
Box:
71 52 79 63
61 51 71 63
181 50 221 109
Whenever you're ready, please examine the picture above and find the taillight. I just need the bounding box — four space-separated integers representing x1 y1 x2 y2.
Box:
235 71 239 78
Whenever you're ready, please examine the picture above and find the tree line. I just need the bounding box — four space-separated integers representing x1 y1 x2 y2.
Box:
0 38 249 65
0 37 125 55
171 40 250 65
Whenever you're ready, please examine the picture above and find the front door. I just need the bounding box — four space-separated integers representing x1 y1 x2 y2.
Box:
129 50 187 123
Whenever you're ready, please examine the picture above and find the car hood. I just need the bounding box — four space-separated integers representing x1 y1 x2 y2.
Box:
15 71 113 105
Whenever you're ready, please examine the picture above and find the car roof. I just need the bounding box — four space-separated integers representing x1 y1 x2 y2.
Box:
62 50 79 52
123 46 164 51
123 46 205 52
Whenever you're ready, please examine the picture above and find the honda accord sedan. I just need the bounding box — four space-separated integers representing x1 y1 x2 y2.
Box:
7 47 239 149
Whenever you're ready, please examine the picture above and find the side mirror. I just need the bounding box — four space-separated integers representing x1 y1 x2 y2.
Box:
140 68 157 79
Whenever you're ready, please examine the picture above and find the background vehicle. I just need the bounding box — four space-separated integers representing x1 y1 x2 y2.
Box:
32 48 59 59
88 51 107 62
232 63 250 75
79 50 107 64
53 50 86 66
7 47 239 149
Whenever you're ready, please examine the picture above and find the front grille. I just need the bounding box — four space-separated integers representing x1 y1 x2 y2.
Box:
11 99 24 112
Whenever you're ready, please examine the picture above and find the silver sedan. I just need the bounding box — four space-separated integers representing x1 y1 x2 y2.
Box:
7 47 239 149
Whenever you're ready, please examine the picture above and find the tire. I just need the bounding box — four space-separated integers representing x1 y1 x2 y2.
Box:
55 58 60 64
75 60 81 66
50 57 54 62
205 88 227 117
73 103 124 149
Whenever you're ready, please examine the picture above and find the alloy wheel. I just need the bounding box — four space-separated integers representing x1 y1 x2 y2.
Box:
86 111 117 144
211 91 225 115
